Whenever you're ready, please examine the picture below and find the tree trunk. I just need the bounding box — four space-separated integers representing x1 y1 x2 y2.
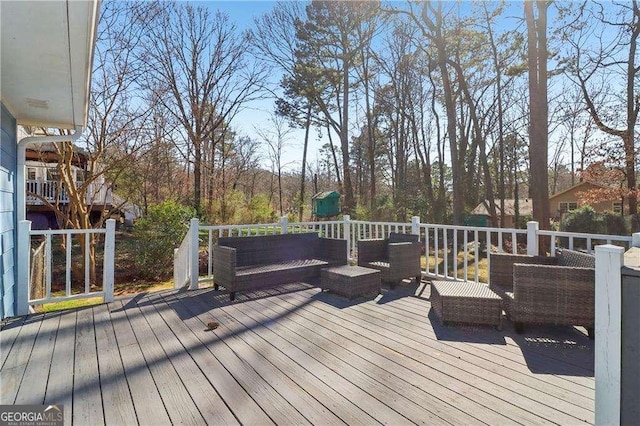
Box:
525 1 551 241
299 105 312 221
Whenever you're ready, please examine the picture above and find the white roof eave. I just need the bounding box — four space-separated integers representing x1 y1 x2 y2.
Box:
0 0 100 129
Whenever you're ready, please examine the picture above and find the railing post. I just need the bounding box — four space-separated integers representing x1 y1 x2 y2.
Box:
280 216 288 234
173 248 180 289
103 219 116 303
632 232 640 248
527 221 539 256
16 220 31 316
595 244 624 426
411 216 420 236
343 215 351 261
189 218 200 290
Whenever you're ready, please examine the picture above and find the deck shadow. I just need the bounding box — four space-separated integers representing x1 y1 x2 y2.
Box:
428 309 507 345
506 323 594 377
376 280 425 305
160 282 317 321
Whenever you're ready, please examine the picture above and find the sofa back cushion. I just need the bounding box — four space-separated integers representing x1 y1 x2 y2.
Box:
557 249 595 268
218 233 320 267
388 232 419 244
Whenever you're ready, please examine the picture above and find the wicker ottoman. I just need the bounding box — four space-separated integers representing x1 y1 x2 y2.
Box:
431 280 502 328
321 265 381 299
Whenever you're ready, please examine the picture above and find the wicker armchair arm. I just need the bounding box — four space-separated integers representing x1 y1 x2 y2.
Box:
319 237 348 265
212 245 236 286
357 239 387 264
388 242 421 276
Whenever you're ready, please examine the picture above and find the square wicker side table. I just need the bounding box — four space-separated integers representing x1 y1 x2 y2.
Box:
430 280 502 329
321 265 381 299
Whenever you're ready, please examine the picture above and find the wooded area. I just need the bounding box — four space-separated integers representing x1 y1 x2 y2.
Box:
74 0 639 227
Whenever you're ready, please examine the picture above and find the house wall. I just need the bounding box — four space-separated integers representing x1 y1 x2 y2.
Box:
549 182 616 218
0 103 17 319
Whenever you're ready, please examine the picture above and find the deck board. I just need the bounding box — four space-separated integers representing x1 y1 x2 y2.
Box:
121 299 206 425
1 283 596 425
43 310 76 426
176 292 345 425
0 313 43 404
277 288 594 424
0 315 26 369
109 300 172 426
73 307 105 425
140 298 239 425
216 300 378 425
14 312 59 405
93 304 138 426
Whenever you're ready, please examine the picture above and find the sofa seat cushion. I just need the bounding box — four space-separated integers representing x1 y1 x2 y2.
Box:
236 259 329 276
362 261 390 269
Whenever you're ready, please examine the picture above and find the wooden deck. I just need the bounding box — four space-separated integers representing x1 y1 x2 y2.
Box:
1 282 595 425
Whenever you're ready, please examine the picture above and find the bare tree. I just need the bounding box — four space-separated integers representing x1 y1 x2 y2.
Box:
562 0 640 215
257 114 293 217
141 3 265 215
525 1 551 234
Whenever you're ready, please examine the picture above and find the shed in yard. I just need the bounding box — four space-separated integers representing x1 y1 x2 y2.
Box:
312 191 340 218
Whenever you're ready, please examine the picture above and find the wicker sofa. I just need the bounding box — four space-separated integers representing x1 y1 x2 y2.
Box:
489 249 595 337
357 232 422 286
212 233 347 300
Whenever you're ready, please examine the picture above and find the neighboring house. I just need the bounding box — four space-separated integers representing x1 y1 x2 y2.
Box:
23 140 114 229
548 180 619 218
472 181 623 229
470 199 533 228
1 0 99 319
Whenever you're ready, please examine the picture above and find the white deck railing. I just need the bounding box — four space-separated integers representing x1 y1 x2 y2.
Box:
16 219 115 314
25 179 112 206
174 215 635 288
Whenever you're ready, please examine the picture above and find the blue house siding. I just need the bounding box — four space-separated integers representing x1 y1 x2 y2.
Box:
1 103 17 319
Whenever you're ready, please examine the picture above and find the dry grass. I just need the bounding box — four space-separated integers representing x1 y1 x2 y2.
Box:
422 250 489 283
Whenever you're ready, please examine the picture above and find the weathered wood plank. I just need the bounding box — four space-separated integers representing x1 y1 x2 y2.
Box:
328 290 593 418
194 291 413 425
0 316 26 368
0 314 43 404
393 293 595 384
44 310 76 426
153 292 274 426
275 289 585 425
139 298 239 425
73 307 105 426
178 291 346 425
350 291 595 409
217 301 378 426
378 292 595 393
93 303 138 426
163 291 310 426
15 313 60 405
121 297 206 425
246 292 514 425
224 293 481 425
110 299 171 426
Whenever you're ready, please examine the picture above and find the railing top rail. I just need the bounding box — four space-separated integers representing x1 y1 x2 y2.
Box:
419 223 528 234
538 229 632 241
30 228 107 236
199 222 281 231
289 221 343 226
351 220 410 226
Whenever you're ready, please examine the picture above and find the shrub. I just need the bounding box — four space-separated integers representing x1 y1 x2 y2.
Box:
602 211 628 236
560 205 603 234
133 200 196 280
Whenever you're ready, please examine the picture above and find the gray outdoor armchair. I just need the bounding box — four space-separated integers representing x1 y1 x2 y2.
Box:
489 249 595 338
357 232 422 286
